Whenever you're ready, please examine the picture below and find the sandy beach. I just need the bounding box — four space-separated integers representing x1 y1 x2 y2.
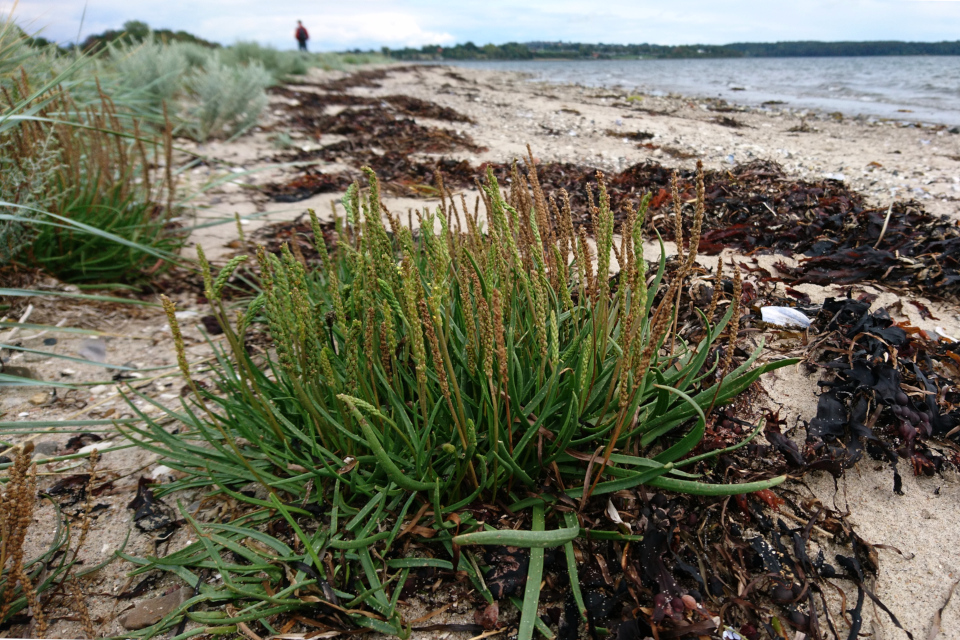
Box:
4 63 959 638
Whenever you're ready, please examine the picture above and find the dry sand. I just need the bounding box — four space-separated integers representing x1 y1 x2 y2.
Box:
3 63 960 638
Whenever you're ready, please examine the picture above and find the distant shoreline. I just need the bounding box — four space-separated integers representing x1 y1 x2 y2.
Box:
386 39 960 61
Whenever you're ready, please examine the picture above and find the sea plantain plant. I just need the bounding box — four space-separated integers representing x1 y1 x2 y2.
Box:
121 159 794 639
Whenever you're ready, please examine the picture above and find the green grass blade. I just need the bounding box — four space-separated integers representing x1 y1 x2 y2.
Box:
518 505 546 640
0 288 159 306
0 205 182 264
562 512 588 623
0 344 136 370
647 474 787 495
453 518 579 548
0 373 75 388
0 321 119 336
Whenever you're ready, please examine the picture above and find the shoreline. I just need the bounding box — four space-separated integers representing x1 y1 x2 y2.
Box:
437 57 960 128
370 63 960 219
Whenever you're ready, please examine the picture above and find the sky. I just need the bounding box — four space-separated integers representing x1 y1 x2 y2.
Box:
11 0 960 51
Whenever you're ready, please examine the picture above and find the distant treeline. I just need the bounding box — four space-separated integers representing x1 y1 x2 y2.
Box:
385 39 960 60
726 40 960 57
80 20 219 52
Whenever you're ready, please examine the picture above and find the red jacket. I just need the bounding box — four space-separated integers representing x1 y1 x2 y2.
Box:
295 26 309 41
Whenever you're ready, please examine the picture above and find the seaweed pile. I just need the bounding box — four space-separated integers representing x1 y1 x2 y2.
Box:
263 82 485 200
604 128 654 142
293 66 420 92
774 201 960 293
642 253 960 492
408 486 906 640
763 296 960 491
260 168 355 202
271 85 475 123
288 106 482 157
499 160 960 298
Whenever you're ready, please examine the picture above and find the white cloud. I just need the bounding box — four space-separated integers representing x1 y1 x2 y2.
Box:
8 0 960 49
312 12 455 47
9 1 453 49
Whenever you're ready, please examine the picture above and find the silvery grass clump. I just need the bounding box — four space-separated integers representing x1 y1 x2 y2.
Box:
105 38 271 140
0 131 57 265
123 160 793 638
186 52 271 141
110 38 189 111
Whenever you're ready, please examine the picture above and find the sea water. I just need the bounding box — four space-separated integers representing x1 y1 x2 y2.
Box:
446 56 960 125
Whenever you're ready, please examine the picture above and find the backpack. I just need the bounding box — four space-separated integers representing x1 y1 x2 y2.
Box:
296 26 308 41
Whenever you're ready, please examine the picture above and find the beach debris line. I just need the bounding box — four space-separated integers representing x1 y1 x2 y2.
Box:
270 84 476 123
263 85 484 200
287 65 420 92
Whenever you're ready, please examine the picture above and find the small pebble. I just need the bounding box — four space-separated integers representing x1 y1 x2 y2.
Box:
32 441 60 457
150 465 174 480
119 587 193 630
78 339 107 362
29 392 48 406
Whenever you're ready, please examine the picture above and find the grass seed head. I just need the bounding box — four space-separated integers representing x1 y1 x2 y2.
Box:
420 298 450 403
492 288 508 384
671 170 683 261
212 255 248 301
706 259 725 326
234 212 246 244
721 262 743 376
684 160 706 272
197 244 214 301
160 295 190 380
0 445 39 626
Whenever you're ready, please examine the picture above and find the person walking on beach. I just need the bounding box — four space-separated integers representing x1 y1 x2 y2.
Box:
295 20 309 52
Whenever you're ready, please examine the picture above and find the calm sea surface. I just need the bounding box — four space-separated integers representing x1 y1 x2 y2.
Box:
445 57 960 125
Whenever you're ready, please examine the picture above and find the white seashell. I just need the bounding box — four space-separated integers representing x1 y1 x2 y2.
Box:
761 306 811 329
